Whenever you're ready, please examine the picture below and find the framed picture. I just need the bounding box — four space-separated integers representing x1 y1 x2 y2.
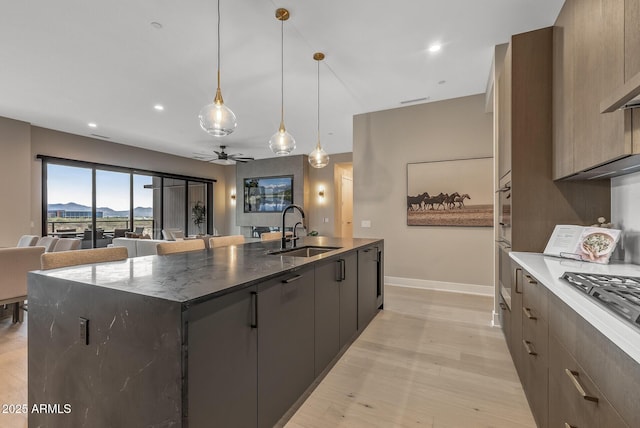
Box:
407 157 493 226
243 175 293 213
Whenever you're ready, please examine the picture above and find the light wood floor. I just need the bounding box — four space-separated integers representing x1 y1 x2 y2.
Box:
285 286 535 428
0 286 534 428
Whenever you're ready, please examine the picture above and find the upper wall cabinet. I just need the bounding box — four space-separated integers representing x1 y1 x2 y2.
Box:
553 0 630 179
626 0 640 80
497 46 512 179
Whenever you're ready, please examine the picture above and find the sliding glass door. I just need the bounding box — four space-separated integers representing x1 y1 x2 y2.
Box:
40 156 215 247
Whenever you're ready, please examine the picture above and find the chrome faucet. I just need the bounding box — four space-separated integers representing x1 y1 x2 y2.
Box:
281 204 305 250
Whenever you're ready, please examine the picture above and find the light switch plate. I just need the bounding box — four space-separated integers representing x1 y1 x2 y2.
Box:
361 220 371 228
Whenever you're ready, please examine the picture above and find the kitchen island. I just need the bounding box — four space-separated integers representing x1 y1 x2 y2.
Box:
27 236 384 428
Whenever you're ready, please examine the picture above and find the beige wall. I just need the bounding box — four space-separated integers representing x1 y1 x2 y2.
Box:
307 152 352 236
353 94 494 289
0 116 231 246
0 117 33 247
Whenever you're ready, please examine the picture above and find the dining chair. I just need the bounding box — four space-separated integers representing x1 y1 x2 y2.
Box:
156 239 206 255
36 236 59 252
260 231 293 241
16 235 39 247
52 238 82 252
41 247 128 270
209 235 245 248
0 246 45 323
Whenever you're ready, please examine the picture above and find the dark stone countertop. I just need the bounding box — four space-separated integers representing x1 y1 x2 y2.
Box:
28 236 382 305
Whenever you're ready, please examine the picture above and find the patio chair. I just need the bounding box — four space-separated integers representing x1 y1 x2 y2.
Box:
209 235 245 248
36 236 59 252
162 228 184 241
16 235 39 247
156 239 205 255
113 228 127 238
41 247 128 270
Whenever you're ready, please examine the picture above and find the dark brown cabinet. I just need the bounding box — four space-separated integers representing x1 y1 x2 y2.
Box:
188 285 258 428
496 26 609 253
625 0 640 80
552 0 633 178
497 45 512 179
548 334 627 428
510 263 523 378
358 246 381 330
314 252 358 376
519 269 549 428
258 267 315 428
508 259 637 428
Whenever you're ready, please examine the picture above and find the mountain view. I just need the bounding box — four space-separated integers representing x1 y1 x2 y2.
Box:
48 202 153 218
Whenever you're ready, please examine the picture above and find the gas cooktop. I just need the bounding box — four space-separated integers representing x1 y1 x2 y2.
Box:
561 272 640 329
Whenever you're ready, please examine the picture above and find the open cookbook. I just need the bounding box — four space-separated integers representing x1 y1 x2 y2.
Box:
543 225 622 264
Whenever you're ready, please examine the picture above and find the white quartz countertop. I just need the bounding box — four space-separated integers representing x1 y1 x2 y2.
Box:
510 252 640 364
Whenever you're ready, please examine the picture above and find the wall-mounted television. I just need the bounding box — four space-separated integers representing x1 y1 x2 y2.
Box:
243 175 293 213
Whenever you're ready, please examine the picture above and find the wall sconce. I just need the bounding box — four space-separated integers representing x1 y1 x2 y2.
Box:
230 194 236 200
230 191 236 205
318 187 325 199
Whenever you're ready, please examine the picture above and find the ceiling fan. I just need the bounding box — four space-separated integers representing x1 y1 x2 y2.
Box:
194 145 254 165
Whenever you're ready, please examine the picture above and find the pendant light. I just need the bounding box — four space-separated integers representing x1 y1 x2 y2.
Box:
199 0 237 137
269 8 296 155
308 52 330 168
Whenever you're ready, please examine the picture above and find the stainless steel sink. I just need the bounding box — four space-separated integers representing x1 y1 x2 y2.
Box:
268 246 341 257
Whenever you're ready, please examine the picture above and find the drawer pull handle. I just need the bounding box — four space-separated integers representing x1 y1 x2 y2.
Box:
514 268 522 294
524 274 537 284
499 302 507 310
564 423 577 428
282 275 302 284
564 369 599 403
522 307 537 320
522 340 537 356
250 292 258 329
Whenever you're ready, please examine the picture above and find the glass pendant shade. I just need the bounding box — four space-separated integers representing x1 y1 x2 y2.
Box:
269 122 296 155
271 8 295 155
309 141 329 168
199 91 237 137
199 0 236 137
308 52 329 168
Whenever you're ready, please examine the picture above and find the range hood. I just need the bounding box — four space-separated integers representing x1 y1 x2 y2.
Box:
564 153 640 180
601 71 640 112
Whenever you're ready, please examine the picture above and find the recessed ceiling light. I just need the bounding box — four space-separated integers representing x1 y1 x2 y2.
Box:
154 104 164 111
88 122 97 128
150 22 163 29
428 44 442 53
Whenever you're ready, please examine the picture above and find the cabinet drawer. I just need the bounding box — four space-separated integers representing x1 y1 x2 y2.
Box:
522 269 548 322
549 333 628 428
549 292 639 427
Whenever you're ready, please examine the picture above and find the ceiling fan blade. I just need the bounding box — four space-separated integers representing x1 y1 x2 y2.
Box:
230 155 254 162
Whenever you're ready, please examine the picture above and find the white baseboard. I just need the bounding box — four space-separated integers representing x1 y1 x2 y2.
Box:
385 276 494 297
490 311 501 327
